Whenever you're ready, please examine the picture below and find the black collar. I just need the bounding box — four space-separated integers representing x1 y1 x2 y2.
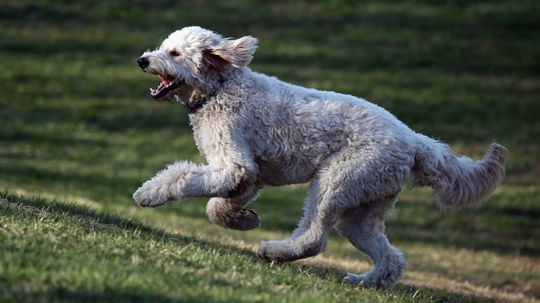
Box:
184 99 206 114
183 78 225 114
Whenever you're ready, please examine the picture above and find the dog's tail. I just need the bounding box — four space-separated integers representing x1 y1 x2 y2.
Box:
411 134 509 209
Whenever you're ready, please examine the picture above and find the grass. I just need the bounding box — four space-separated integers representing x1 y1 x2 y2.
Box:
0 0 539 302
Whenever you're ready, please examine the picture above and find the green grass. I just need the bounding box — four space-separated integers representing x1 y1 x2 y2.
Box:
3 193 491 303
1 1 539 302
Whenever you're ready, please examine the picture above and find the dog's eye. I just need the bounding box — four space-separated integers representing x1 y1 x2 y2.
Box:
169 50 180 57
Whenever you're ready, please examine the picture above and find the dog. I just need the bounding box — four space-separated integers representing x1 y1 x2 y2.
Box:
133 26 508 288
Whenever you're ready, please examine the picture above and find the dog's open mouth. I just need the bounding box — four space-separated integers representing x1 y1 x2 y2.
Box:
150 74 180 99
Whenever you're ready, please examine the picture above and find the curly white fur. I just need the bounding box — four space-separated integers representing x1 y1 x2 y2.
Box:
133 26 509 289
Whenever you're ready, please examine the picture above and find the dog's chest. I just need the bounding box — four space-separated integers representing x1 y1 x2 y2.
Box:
188 109 233 165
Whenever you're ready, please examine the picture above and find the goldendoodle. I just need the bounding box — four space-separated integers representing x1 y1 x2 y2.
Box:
133 26 508 288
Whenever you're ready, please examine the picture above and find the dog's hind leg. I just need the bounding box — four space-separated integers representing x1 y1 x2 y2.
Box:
258 150 372 262
334 199 405 289
257 144 410 263
206 184 261 231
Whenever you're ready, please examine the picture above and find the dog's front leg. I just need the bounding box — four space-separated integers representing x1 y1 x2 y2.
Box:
133 161 254 207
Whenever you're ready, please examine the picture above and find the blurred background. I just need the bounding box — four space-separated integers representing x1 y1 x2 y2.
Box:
1 1 539 302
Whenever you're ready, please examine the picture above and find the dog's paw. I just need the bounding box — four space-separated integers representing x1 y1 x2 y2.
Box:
132 182 170 207
206 199 261 231
258 240 296 262
226 208 261 231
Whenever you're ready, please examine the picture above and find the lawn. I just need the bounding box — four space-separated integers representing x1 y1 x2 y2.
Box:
1 1 539 302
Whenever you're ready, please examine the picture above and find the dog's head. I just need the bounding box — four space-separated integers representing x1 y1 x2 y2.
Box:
137 26 258 101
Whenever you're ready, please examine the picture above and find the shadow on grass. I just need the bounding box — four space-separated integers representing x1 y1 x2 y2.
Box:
2 192 497 303
5 287 182 303
6 283 494 303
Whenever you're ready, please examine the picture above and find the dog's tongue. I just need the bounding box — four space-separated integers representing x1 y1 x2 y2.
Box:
158 74 170 85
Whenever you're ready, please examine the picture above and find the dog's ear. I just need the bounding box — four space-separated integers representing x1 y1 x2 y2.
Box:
202 49 230 72
206 36 258 68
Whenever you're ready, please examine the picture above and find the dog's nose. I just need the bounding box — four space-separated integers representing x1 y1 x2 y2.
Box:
137 57 149 69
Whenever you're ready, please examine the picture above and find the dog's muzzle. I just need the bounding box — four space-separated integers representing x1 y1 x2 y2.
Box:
137 57 180 99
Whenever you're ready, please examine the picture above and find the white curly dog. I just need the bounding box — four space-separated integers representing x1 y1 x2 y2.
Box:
133 26 508 288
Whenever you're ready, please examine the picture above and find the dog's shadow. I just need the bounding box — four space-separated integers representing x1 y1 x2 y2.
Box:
2 192 494 303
